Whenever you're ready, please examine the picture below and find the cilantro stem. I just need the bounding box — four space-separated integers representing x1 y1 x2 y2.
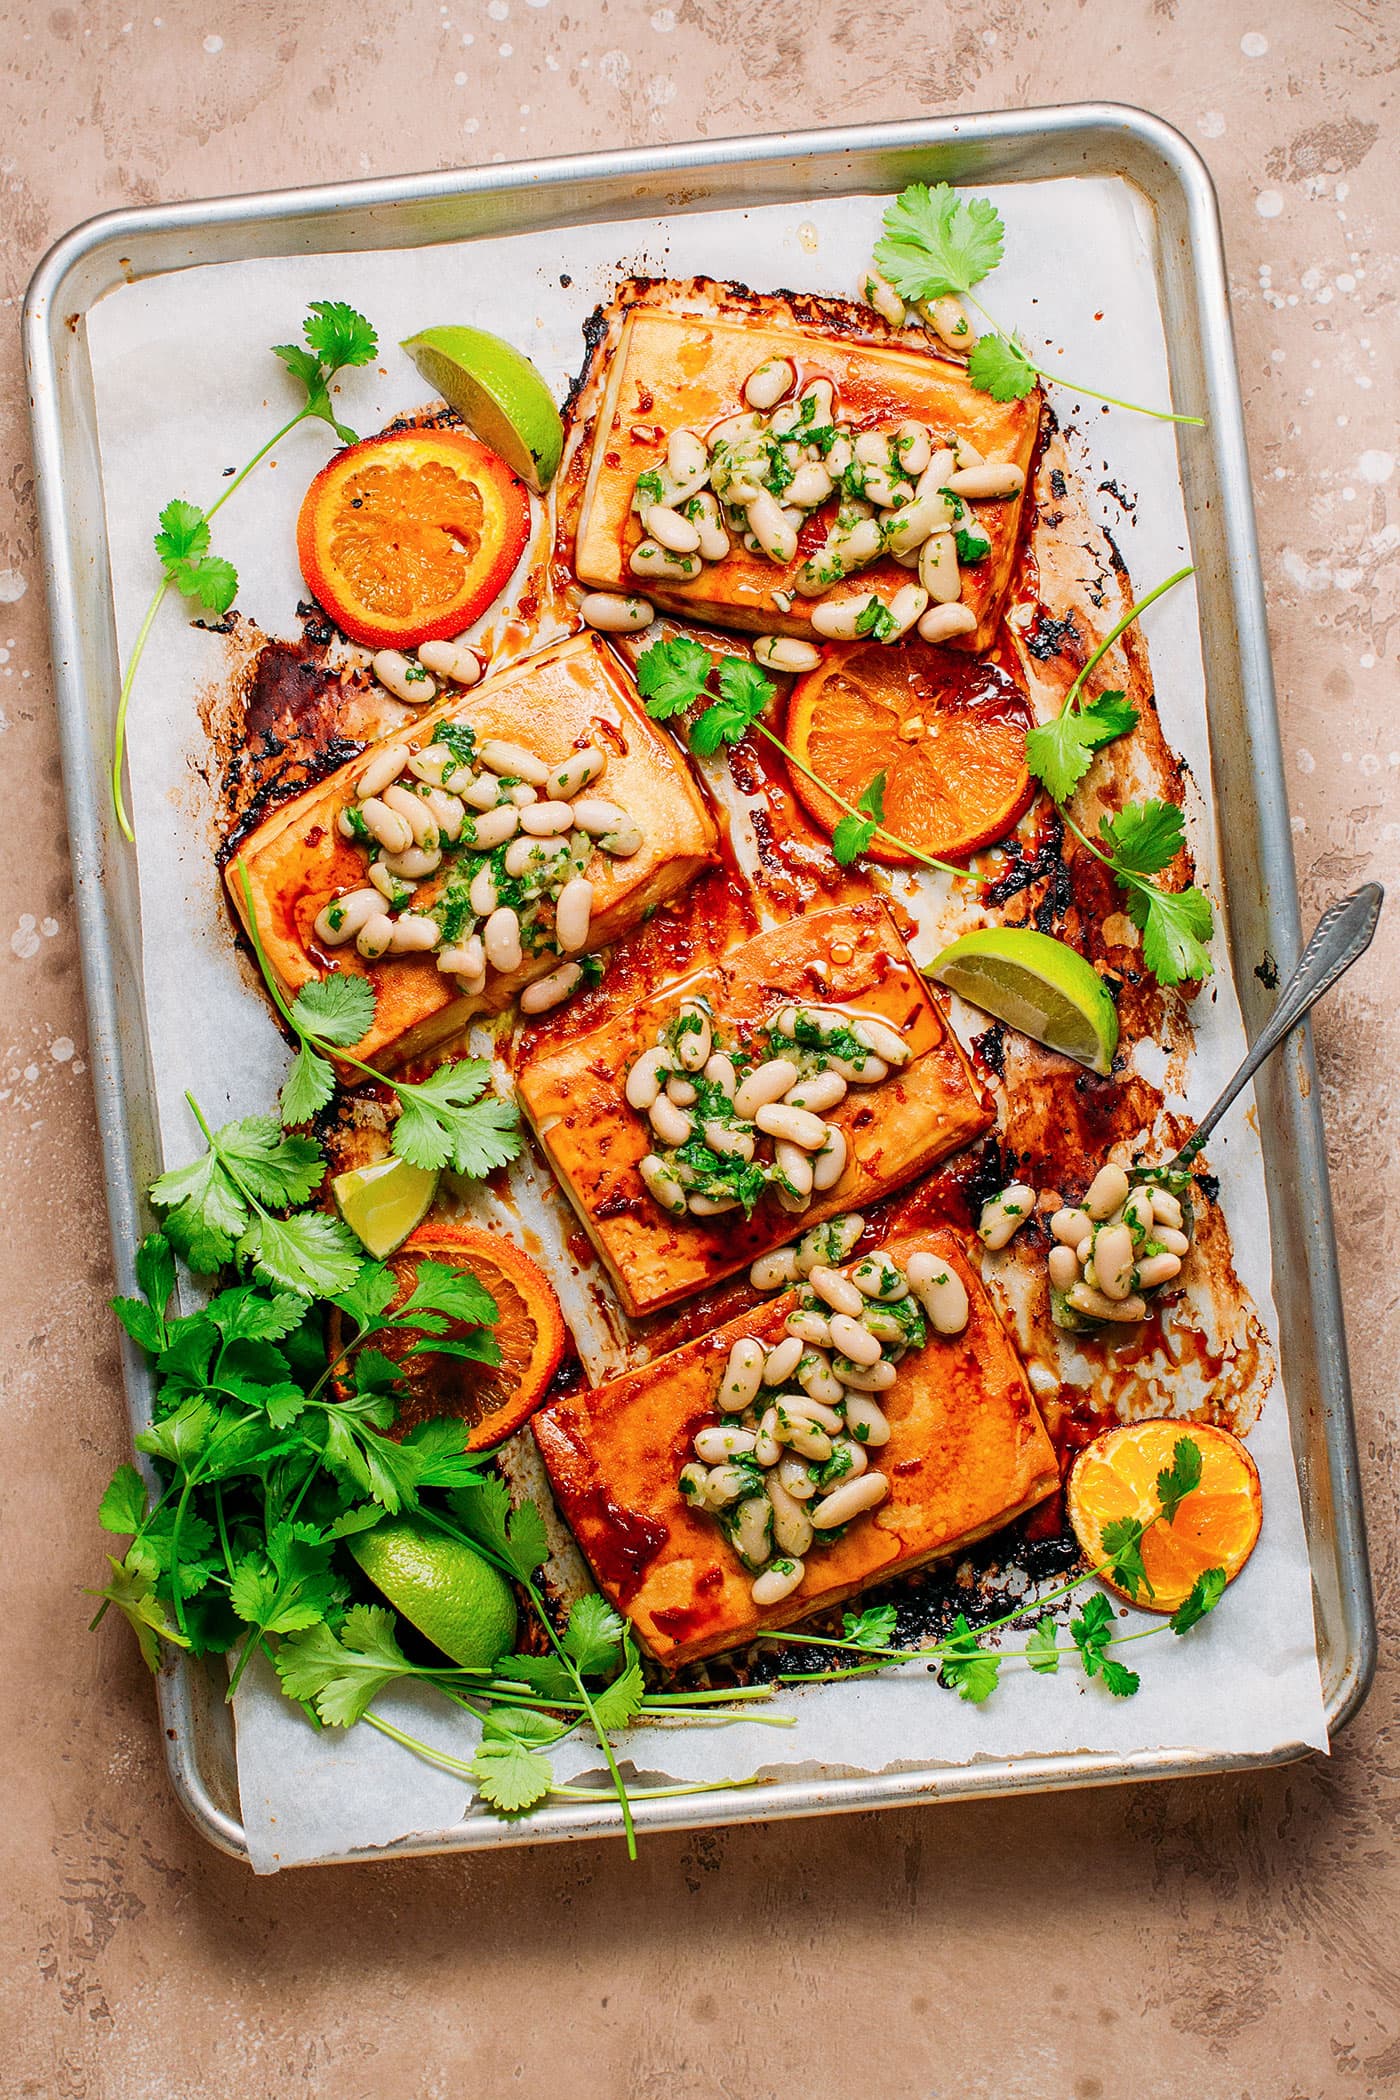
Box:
1057 565 1194 718
361 1712 769 1808
965 295 1205 427
749 722 970 882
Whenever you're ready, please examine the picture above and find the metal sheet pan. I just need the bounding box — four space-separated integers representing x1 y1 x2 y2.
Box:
24 103 1375 1866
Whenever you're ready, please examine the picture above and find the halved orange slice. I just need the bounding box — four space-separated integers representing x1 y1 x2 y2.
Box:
333 1221 566 1450
1066 1418 1263 1614
785 639 1035 865
296 428 530 650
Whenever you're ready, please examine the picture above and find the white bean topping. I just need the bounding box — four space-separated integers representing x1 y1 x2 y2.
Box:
849 1013 910 1067
773 1140 814 1202
828 1436 868 1480
762 1336 804 1386
694 1424 757 1464
570 798 629 840
754 1101 829 1151
812 1472 888 1528
778 1454 817 1500
811 1129 848 1192
626 1045 671 1110
381 782 439 848
807 1265 864 1317
745 488 799 566
782 1390 844 1434
837 1357 897 1392
667 426 709 485
379 844 443 881
675 1001 713 1071
796 1353 845 1407
547 748 607 802
314 888 381 946
743 357 796 410
688 491 731 561
784 1070 847 1114
796 1215 865 1271
861 267 906 328
357 746 409 799
918 531 961 603
520 963 583 1015
720 1338 767 1413
503 834 569 881
1123 1188 1157 1239
372 650 436 704
355 911 395 960
925 294 973 349
703 1463 754 1510
639 1153 688 1217
780 1416 832 1462
751 1556 805 1606
979 1184 1036 1251
944 462 1025 500
359 797 414 855
786 1308 834 1348
387 912 441 954
423 787 466 842
1136 1251 1183 1289
1051 1206 1093 1247
1048 1244 1081 1293
689 1193 740 1217
1085 1164 1131 1220
648 1093 692 1147
416 639 482 687
842 1392 890 1447
753 1408 783 1468
905 1250 970 1335
479 739 549 787
468 863 499 919
829 1312 881 1365
767 1479 813 1558
483 907 522 974
704 1121 754 1162
1154 1226 1191 1257
580 591 654 634
1067 1282 1148 1324
437 934 485 978
811 595 884 641
554 877 594 954
753 634 822 674
518 800 574 838
916 603 978 644
733 1058 800 1120
630 539 703 581
750 1247 799 1292
368 861 413 907
666 1074 697 1107
704 1052 737 1098
851 1254 908 1302
1151 1188 1185 1231
644 503 702 555
462 773 510 811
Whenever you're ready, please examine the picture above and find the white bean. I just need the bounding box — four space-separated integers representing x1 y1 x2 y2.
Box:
704 1121 754 1162
639 1153 688 1217
599 818 644 859
687 491 731 562
355 911 395 961
382 782 439 848
644 503 701 555
763 1336 803 1386
1154 1226 1191 1257
1051 1206 1093 1247
549 749 607 804
368 861 413 907
520 962 582 1014
387 912 441 954
842 1393 891 1447
702 1463 755 1511
944 462 1025 500
905 1250 969 1336
1123 1187 1157 1240
694 1424 757 1464
753 634 822 675
751 1556 805 1606
675 1001 712 1071
570 799 628 842
811 1129 848 1192
917 603 978 645
373 650 436 704
755 1101 830 1151
766 1479 813 1559
978 1184 1036 1251
314 888 381 946
1048 1244 1081 1293
649 1093 692 1147
808 1265 864 1317
626 1045 671 1110
744 357 796 410
750 1247 799 1292
779 1415 832 1462
784 1070 847 1114
479 739 549 788
1085 1164 1132 1219
774 1141 815 1202
883 496 946 559
719 1338 767 1413
503 834 569 881
734 1059 800 1120
796 1352 845 1407
1151 1188 1185 1231
580 591 654 634
837 1357 897 1392
678 1462 709 1505
690 1193 739 1217
437 934 485 978
828 1312 881 1365
849 1014 911 1067
1136 1251 1183 1290
861 267 906 328
746 489 799 566
630 539 703 582
810 595 883 641
728 1496 773 1570
666 1074 696 1107
359 797 414 855
704 1052 737 1099
519 800 574 838
668 426 709 487
1067 1282 1148 1325
463 773 510 811
786 1308 833 1348
483 907 522 974
379 844 442 880
416 639 482 686
925 294 974 349
851 1254 908 1302
465 865 498 921
918 531 961 604
788 462 835 511
894 422 933 475
827 1436 868 1481
782 1391 844 1434
854 431 890 468
777 1455 817 1501
356 746 409 799
554 876 594 954
753 1408 782 1468
811 1472 888 1529
1090 1222 1135 1301
422 787 466 843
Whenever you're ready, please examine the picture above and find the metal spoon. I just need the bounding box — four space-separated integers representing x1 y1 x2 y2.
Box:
1170 883 1384 1172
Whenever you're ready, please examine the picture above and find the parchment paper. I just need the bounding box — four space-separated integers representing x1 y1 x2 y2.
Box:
85 177 1328 1873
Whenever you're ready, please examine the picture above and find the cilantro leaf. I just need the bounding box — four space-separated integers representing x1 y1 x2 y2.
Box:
1170 1565 1228 1635
393 1061 523 1178
150 1145 249 1271
636 635 713 719
171 553 239 615
98 1464 150 1536
111 1291 168 1356
153 498 209 567
937 1614 1001 1703
967 332 1038 403
291 970 377 1049
136 1396 221 1474
840 1603 899 1652
494 1652 576 1702
1026 1617 1061 1674
399 1258 498 1333
1099 1655 1141 1697
1156 1435 1204 1525
691 657 774 758
278 1041 336 1127
1024 691 1139 803
238 1207 363 1298
562 1593 628 1678
90 1556 190 1671
832 769 887 866
1099 799 1187 880
204 1282 307 1345
1099 1517 1154 1603
135 1232 176 1319
304 299 379 372
1068 1591 1140 1689
874 182 1005 301
213 1119 327 1209
275 1604 414 1725
229 1519 343 1635
471 1735 554 1815
448 1478 549 1583
591 1652 646 1730
1127 882 1216 988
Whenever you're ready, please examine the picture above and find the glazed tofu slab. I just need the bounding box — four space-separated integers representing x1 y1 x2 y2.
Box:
572 308 1039 652
229 632 717 1069
533 1228 1058 1667
515 900 992 1317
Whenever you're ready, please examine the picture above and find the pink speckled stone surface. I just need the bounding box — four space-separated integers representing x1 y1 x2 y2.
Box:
2 2 1396 2093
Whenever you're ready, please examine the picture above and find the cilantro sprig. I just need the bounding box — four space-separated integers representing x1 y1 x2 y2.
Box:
235 861 524 1178
112 301 379 844
874 183 1203 427
1022 567 1216 986
760 1434 1231 1702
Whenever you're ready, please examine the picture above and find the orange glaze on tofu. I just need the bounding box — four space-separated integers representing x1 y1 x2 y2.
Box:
533 1227 1059 1667
572 308 1040 653
227 631 718 1071
514 899 992 1318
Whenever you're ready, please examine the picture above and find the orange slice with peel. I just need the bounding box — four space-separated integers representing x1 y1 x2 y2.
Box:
332 1221 566 1450
1066 1418 1262 1615
784 638 1035 865
296 427 530 650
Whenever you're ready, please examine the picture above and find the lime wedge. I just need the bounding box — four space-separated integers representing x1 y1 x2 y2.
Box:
928 927 1119 1076
349 1519 517 1669
331 1156 438 1259
401 324 564 492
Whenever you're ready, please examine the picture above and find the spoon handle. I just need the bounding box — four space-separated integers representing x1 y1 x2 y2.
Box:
1172 883 1384 1172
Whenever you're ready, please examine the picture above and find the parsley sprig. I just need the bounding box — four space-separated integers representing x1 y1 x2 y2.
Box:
1021 567 1216 986
874 183 1203 427
112 301 379 844
235 862 524 1177
761 1436 1229 1702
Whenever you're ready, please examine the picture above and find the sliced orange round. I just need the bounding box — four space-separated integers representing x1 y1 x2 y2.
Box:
785 639 1035 865
1066 1419 1263 1614
334 1221 566 1450
296 427 530 650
